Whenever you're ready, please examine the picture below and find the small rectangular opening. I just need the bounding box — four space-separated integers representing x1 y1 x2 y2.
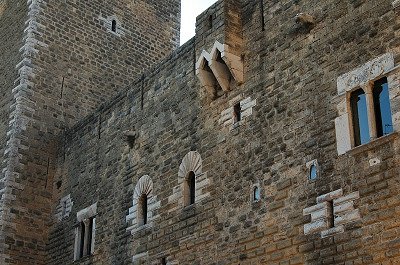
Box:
327 201 334 228
233 103 241 123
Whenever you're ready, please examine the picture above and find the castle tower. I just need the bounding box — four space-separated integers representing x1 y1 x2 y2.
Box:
0 0 181 264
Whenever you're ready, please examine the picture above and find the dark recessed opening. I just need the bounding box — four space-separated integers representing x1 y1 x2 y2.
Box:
208 15 213 30
141 194 148 225
373 77 393 137
327 200 334 228
79 222 85 258
350 88 370 146
161 257 167 265
188 171 196 205
111 19 117 32
233 103 241 123
56 180 62 189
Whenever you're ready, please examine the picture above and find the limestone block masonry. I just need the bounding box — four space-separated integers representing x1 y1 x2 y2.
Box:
2 0 400 264
303 189 361 238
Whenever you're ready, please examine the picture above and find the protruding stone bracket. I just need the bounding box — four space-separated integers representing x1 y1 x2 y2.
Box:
303 189 361 238
196 41 244 98
123 130 136 149
295 13 315 26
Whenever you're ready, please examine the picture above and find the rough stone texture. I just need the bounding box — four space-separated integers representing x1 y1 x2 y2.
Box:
0 0 180 264
3 0 400 264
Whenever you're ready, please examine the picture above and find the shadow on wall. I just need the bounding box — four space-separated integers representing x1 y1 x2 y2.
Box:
0 2 6 17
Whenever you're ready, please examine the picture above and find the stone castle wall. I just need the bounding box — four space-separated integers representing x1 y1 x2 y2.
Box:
48 0 400 264
0 0 180 264
0 0 27 172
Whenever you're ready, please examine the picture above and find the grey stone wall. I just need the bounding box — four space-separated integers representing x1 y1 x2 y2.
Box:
49 0 400 264
4 0 400 264
0 0 181 264
0 0 28 263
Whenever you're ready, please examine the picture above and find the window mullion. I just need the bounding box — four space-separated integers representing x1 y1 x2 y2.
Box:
364 84 378 140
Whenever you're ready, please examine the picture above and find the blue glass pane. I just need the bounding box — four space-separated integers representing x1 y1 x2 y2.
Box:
356 93 370 145
253 187 260 201
309 165 317 180
376 80 393 135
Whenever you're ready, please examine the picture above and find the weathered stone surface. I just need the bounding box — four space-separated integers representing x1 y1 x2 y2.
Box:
2 0 400 264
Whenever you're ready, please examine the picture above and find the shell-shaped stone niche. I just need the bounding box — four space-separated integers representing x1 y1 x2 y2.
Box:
178 151 202 179
134 175 153 199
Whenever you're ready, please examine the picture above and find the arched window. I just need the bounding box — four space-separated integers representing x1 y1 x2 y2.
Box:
185 171 196 206
111 19 117 32
309 164 317 180
350 88 370 146
373 77 393 137
253 186 261 202
139 194 148 226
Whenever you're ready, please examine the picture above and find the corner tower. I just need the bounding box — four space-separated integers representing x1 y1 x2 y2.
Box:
0 0 181 264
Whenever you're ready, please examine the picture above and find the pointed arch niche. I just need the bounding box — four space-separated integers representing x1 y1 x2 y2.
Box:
126 175 160 235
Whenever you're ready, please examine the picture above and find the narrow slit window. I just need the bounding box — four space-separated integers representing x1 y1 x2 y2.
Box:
233 103 241 123
309 164 317 180
161 257 167 265
111 19 117 32
87 217 94 255
79 222 85 258
140 194 148 225
253 186 261 202
327 201 334 228
373 77 393 137
208 15 213 30
187 171 196 205
350 88 370 146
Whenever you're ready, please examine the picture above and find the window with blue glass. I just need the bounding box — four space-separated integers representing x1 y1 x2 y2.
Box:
350 77 393 148
373 77 393 137
351 88 370 146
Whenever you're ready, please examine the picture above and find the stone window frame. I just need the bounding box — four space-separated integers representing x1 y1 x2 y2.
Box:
74 203 97 261
126 175 160 235
219 95 257 129
334 53 400 155
305 159 318 181
303 189 361 238
99 15 128 37
178 151 209 209
55 194 73 221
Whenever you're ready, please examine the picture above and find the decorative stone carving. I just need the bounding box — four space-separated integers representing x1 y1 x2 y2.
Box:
126 175 160 235
178 151 202 179
167 152 210 211
334 53 398 155
337 53 394 95
196 41 244 98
